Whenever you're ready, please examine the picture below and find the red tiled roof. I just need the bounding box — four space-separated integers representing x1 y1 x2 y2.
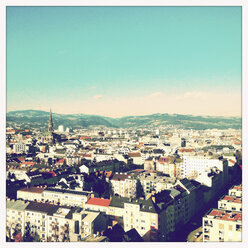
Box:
179 148 195 153
17 157 25 162
233 186 242 190
80 136 92 140
209 209 242 222
86 197 111 207
56 159 65 164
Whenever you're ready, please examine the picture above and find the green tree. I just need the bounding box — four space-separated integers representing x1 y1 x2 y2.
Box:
136 179 145 199
23 222 34 242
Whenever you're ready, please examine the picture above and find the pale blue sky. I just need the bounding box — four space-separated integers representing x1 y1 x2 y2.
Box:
7 6 242 117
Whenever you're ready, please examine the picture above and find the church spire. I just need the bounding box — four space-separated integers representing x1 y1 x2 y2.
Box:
48 108 54 132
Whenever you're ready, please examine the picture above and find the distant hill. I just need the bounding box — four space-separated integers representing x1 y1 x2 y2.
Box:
6 110 242 130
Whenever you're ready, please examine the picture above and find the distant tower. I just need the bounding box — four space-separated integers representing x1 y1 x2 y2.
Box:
48 108 54 132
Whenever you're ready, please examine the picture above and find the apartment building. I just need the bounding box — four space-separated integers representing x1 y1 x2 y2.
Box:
47 206 79 242
17 187 91 207
84 197 111 213
181 156 227 179
139 173 176 197
229 185 242 197
13 143 27 154
110 173 137 198
25 201 60 241
202 209 242 242
41 187 91 207
218 195 242 212
6 199 29 240
108 196 159 241
17 186 45 201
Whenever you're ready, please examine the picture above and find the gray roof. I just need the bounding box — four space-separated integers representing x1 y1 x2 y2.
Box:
169 188 181 198
6 200 29 211
180 178 197 192
109 196 158 214
26 201 59 214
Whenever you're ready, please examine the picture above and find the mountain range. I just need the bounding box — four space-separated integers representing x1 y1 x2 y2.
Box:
6 110 242 130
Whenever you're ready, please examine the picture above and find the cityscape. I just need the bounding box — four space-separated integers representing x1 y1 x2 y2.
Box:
6 6 242 243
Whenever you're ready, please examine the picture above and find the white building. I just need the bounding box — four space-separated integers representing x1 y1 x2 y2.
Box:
181 156 225 179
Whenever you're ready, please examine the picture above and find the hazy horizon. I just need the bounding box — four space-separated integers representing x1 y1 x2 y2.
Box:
7 7 241 117
7 108 241 119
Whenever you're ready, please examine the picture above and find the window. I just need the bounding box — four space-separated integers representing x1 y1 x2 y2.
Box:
219 223 224 229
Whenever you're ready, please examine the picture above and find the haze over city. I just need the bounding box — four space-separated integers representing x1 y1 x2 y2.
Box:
7 6 241 117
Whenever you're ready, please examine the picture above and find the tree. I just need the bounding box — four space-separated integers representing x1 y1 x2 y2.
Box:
48 158 53 166
33 231 41 242
23 222 34 242
136 179 145 199
36 157 40 164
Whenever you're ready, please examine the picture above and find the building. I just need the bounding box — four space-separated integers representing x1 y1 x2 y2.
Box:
229 185 242 197
108 196 159 241
218 195 242 212
181 156 226 179
6 199 29 240
84 197 111 213
42 187 91 207
25 201 60 241
202 209 242 242
13 143 27 154
110 173 137 198
17 186 45 202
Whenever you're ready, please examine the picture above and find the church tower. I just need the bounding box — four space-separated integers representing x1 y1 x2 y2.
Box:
48 108 54 132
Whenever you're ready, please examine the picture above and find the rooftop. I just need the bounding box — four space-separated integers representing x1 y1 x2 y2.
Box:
86 197 111 207
6 199 30 211
206 208 242 222
44 187 91 196
18 186 45 194
26 201 59 214
220 195 242 204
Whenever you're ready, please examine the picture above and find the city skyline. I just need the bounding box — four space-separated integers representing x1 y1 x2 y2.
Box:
7 6 242 117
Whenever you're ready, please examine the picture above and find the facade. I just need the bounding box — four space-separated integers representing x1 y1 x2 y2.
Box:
17 187 91 207
42 187 91 207
110 173 137 198
229 185 242 197
17 186 45 201
218 195 242 212
84 197 111 213
13 143 27 154
25 201 59 241
202 209 242 242
108 196 159 241
6 199 29 240
181 156 225 179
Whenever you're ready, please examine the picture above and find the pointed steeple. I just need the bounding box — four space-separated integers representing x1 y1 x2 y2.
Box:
48 108 54 132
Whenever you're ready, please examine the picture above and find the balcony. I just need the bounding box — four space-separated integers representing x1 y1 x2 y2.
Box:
204 222 213 227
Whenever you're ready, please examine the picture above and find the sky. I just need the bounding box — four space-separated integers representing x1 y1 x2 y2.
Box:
6 6 242 117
